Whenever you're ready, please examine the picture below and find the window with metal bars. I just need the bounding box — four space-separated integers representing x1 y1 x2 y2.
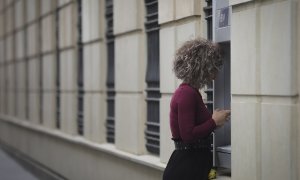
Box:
105 0 115 143
203 0 213 114
145 0 160 155
55 6 60 129
203 0 215 155
77 0 84 135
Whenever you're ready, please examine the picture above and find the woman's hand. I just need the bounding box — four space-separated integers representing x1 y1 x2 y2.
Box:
212 109 231 127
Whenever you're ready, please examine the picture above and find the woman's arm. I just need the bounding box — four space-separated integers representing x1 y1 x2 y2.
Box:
177 88 216 142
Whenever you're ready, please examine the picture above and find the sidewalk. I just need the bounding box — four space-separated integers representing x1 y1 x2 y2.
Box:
0 148 39 180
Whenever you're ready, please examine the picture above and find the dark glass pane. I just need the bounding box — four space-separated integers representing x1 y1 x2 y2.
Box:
77 0 84 135
55 5 60 129
145 0 160 155
106 0 115 143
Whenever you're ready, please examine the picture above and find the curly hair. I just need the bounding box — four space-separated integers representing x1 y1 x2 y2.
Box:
173 38 223 89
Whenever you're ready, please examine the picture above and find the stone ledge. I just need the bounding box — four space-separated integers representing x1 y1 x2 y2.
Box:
0 114 165 171
0 114 232 179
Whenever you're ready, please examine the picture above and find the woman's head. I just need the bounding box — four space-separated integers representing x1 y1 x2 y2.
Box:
173 38 223 89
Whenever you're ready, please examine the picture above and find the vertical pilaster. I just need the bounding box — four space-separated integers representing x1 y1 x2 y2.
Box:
41 0 57 129
59 1 78 135
82 0 106 143
114 0 146 154
230 0 299 179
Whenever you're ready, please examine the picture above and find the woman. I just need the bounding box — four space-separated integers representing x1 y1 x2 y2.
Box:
163 38 230 180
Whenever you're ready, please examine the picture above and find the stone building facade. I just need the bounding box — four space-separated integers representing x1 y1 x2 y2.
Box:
0 0 299 180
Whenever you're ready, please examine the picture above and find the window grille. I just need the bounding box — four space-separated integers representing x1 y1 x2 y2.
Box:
77 0 84 135
203 0 214 114
145 0 160 155
105 0 115 143
38 4 43 124
55 6 60 129
203 0 215 155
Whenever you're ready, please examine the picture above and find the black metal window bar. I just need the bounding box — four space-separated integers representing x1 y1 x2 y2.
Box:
24 7 29 119
38 2 43 124
203 0 213 114
145 0 160 155
77 0 84 135
204 0 215 157
55 5 60 129
105 0 115 143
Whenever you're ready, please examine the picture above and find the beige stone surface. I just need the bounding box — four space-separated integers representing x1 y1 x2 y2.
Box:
260 1 297 96
41 0 56 16
5 7 13 34
231 100 260 180
42 92 56 129
0 67 4 91
0 40 4 63
7 91 15 116
231 1 299 180
60 49 77 91
26 0 38 23
83 42 106 91
0 91 4 113
232 1 297 96
160 26 177 94
159 95 174 163
7 64 14 91
42 15 55 53
28 92 40 124
16 61 26 91
114 0 143 35
84 93 106 143
230 0 253 6
5 0 13 6
82 0 104 42
28 58 40 91
59 4 75 48
58 0 72 7
15 31 25 60
60 92 77 135
5 35 13 61
42 54 56 91
115 93 146 154
158 0 175 24
175 0 201 20
176 19 201 49
0 1 3 11
0 13 3 38
115 33 146 92
0 120 164 180
231 4 257 95
261 102 297 180
14 0 24 29
27 24 38 57
16 92 27 120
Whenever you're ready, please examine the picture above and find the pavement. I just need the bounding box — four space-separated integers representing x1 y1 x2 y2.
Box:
0 147 39 180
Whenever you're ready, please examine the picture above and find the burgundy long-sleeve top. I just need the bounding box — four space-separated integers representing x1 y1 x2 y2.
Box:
170 83 216 143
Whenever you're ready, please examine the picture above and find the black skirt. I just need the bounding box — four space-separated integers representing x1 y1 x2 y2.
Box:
163 149 212 180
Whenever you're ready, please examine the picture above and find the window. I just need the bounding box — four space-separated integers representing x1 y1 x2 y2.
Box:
55 5 60 129
145 0 160 155
203 0 214 114
105 0 115 143
77 0 84 135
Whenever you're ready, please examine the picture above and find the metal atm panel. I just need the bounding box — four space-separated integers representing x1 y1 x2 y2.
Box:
213 0 231 169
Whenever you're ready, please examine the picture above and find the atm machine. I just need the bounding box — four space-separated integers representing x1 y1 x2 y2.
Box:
212 0 231 170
